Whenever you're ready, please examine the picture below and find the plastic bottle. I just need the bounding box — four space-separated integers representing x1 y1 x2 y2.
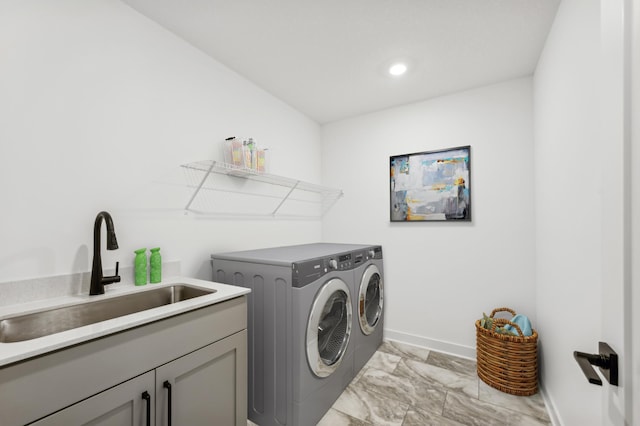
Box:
257 148 267 172
231 139 243 167
248 138 257 170
243 140 251 168
150 247 162 284
134 248 147 286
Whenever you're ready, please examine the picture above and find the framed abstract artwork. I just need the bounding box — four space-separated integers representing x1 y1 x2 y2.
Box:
390 146 471 222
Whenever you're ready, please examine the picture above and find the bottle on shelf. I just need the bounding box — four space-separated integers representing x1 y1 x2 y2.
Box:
248 138 257 170
257 148 267 172
224 136 245 167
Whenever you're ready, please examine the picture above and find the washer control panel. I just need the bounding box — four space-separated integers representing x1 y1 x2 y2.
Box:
334 253 354 270
292 252 357 287
291 246 383 287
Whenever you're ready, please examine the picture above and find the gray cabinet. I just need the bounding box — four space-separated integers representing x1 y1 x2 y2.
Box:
32 331 247 426
0 296 247 426
156 331 247 426
32 371 155 426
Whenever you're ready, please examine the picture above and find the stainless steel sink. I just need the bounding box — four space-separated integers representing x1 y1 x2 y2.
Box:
0 285 216 343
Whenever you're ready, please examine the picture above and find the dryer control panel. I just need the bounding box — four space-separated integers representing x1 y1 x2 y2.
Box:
353 246 383 265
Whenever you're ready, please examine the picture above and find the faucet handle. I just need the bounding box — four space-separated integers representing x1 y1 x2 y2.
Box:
102 261 121 285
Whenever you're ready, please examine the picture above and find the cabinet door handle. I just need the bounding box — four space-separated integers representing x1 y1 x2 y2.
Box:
141 391 151 426
163 380 172 426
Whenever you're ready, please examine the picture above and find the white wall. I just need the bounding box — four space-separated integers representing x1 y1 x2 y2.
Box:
0 0 322 284
321 78 535 356
533 0 603 423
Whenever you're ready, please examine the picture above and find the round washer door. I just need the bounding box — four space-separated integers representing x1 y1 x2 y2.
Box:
358 264 384 335
306 278 353 378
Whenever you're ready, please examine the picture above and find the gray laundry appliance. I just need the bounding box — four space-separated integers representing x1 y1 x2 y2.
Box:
211 243 371 426
351 246 385 373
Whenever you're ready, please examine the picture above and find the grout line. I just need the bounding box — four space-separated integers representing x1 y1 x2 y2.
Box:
398 400 411 426
440 390 449 416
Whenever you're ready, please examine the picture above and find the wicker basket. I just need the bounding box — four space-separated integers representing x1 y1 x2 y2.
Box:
475 307 538 396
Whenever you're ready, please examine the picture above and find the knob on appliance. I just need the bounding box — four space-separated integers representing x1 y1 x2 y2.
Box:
368 250 375 258
328 259 338 269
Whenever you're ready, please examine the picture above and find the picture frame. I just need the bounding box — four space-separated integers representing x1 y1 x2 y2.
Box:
390 145 471 222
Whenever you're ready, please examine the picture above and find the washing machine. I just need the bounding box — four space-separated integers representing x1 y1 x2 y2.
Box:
211 243 370 426
352 246 385 374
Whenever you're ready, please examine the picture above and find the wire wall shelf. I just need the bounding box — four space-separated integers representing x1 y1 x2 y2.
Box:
180 161 343 219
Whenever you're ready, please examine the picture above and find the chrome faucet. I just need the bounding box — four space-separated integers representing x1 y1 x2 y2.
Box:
89 211 121 295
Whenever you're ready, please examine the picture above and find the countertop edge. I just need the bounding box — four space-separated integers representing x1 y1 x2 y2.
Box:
0 276 250 368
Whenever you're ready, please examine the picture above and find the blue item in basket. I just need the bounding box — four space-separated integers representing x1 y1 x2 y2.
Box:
504 314 533 336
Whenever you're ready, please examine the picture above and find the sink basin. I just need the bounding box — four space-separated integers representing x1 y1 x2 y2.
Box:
0 285 216 343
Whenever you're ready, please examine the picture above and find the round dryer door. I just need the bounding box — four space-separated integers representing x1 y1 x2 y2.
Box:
306 278 353 378
359 264 384 335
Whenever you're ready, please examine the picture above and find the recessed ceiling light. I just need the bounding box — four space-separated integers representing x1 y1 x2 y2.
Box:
389 63 407 76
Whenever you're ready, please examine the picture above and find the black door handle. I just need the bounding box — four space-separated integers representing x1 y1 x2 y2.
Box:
163 380 172 426
141 391 151 426
573 342 618 386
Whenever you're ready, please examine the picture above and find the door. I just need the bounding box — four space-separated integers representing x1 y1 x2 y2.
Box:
631 0 640 423
597 0 633 423
32 371 155 426
306 278 352 378
156 330 248 426
358 264 383 335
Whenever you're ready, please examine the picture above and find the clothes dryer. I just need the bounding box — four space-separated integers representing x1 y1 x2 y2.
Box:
352 246 385 373
211 243 368 426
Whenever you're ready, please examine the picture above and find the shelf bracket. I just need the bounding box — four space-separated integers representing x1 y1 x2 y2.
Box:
185 161 216 212
321 191 344 216
272 180 300 216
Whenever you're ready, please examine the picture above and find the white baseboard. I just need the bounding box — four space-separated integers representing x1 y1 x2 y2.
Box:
539 382 563 426
383 327 476 360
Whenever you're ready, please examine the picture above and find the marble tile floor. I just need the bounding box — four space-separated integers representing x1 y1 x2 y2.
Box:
249 340 552 426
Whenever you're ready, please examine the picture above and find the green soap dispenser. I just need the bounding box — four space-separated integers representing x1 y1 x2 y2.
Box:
150 247 162 284
134 248 147 286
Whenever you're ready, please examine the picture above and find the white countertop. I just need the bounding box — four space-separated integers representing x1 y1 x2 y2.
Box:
0 276 250 368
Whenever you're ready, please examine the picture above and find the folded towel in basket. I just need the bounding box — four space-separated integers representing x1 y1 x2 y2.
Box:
504 314 533 336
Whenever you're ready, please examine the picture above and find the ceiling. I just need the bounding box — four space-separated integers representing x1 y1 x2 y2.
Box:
121 0 560 124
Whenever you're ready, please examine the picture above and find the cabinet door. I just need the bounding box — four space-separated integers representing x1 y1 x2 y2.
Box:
156 330 247 426
32 371 154 426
